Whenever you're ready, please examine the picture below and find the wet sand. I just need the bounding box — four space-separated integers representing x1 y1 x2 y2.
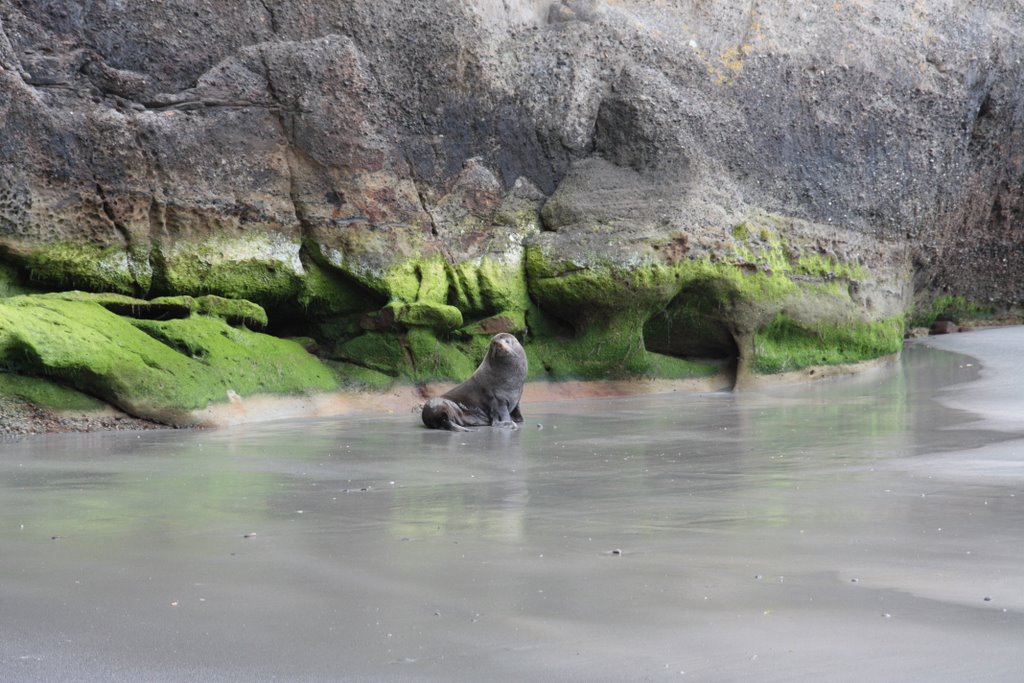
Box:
1 329 1022 682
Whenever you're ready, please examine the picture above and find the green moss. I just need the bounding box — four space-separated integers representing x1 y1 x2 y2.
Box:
20 242 145 295
195 295 268 328
644 353 724 380
382 262 421 302
334 332 409 376
689 233 903 375
526 249 686 338
910 295 996 327
0 295 336 423
448 256 530 316
479 258 529 311
0 297 212 418
644 282 738 359
168 257 298 305
158 234 303 306
676 258 798 306
523 224 902 379
525 239 897 380
286 336 318 353
728 219 869 282
384 301 463 330
795 253 869 280
39 292 271 329
731 222 752 240
524 330 641 380
405 328 477 381
525 246 814 378
367 256 451 305
526 251 685 377
355 255 494 332
731 241 791 276
525 302 573 339
0 371 107 411
752 314 904 374
40 291 195 319
313 313 365 342
687 256 903 376
327 360 397 391
131 316 335 395
39 290 148 306
524 334 719 381
534 336 619 379
415 259 448 303
803 280 853 300
296 255 374 317
353 252 529 333
0 261 34 298
447 260 483 312
150 295 199 313
334 328 487 382
528 252 683 316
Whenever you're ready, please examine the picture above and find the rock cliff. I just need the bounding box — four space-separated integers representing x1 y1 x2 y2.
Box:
1 1 1022 423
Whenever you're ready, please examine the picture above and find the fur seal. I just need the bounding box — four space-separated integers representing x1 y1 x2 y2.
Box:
421 333 527 431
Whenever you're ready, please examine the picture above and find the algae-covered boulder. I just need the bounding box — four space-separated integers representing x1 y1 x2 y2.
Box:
155 232 306 307
518 155 708 378
643 213 909 379
525 155 909 381
525 233 686 378
383 300 463 330
195 294 269 328
751 315 905 375
0 294 337 424
332 327 480 383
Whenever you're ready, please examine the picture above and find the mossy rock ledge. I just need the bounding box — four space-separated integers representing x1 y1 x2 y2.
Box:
0 207 914 426
0 147 919 421
0 292 337 426
507 156 901 382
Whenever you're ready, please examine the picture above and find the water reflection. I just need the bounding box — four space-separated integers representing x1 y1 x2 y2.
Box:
389 428 529 542
0 340 1021 682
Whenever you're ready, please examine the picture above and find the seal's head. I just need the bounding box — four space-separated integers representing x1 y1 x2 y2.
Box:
487 333 525 366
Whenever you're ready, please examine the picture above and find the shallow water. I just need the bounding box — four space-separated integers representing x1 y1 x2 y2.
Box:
1 329 1023 682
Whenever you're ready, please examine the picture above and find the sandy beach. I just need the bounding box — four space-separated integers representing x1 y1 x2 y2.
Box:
0 328 1021 682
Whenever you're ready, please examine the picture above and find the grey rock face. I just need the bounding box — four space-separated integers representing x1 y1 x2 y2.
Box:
0 0 1022 336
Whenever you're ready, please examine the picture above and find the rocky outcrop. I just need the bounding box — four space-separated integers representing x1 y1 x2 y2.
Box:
0 291 337 424
1 1 1023 421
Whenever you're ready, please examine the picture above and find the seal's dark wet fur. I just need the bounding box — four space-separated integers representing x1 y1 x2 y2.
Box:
421 333 527 431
